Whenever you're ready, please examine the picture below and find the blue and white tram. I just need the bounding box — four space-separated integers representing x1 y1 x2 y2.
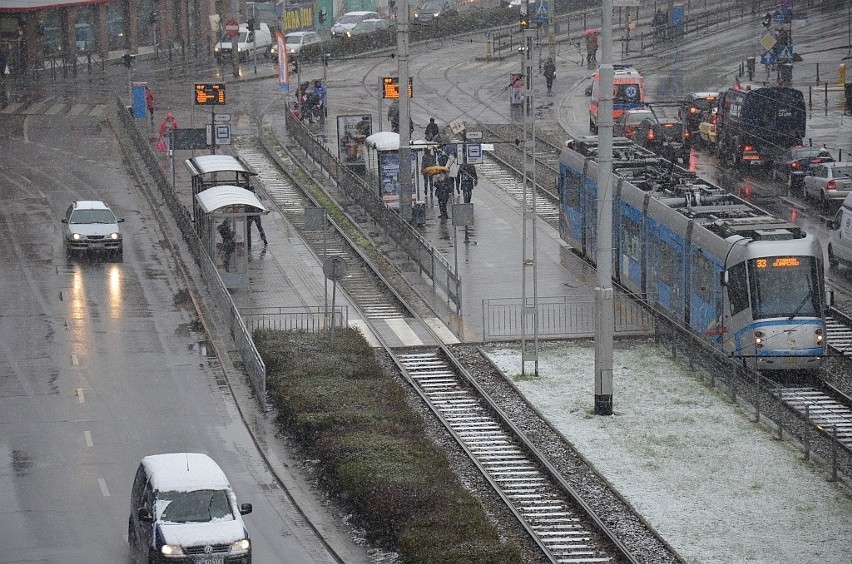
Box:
559 139 826 370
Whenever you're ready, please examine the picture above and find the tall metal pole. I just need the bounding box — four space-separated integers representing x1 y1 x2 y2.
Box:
397 3 412 221
595 0 615 416
231 0 239 77
520 0 539 377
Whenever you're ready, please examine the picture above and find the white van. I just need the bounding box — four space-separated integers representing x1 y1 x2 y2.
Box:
827 193 852 268
214 22 273 61
330 11 379 37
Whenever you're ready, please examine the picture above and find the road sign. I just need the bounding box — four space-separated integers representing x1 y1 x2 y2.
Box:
532 1 548 26
208 123 231 145
760 34 777 51
465 131 482 140
777 45 794 62
449 119 465 135
760 51 776 65
213 113 231 123
465 143 483 165
323 256 347 281
224 19 240 37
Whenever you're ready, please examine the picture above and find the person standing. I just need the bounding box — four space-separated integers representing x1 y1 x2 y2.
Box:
144 85 155 124
458 162 478 203
158 112 178 152
424 117 439 141
217 219 236 272
435 173 452 220
585 32 598 67
421 148 437 200
447 152 460 196
543 58 556 94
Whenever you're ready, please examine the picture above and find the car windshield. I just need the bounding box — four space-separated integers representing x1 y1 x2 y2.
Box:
792 147 827 159
286 35 304 45
337 14 363 24
157 489 234 523
420 0 445 10
70 209 116 224
353 21 375 31
627 112 651 124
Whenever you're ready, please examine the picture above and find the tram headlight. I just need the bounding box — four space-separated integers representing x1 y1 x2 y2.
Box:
815 328 824 344
754 331 764 348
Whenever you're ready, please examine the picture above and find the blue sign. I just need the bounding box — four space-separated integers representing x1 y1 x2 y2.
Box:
777 45 794 62
761 51 776 65
131 82 147 119
532 1 548 26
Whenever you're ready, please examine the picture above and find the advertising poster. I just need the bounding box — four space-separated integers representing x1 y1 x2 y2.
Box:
337 114 372 166
379 151 417 208
510 73 524 106
276 32 288 91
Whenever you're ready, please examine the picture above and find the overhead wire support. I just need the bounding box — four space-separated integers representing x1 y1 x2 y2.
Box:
520 0 539 377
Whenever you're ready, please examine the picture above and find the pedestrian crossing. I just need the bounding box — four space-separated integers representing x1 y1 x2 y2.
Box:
0 98 108 117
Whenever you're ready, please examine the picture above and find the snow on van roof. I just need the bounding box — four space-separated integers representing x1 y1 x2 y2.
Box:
142 453 232 492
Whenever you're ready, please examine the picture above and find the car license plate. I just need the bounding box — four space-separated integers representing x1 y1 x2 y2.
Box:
193 558 223 564
90 242 105 249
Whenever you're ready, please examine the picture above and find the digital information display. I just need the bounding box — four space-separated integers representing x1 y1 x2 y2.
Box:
194 83 226 105
382 77 413 99
755 257 801 268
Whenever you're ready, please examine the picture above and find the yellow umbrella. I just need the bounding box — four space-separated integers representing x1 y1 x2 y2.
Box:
423 165 449 175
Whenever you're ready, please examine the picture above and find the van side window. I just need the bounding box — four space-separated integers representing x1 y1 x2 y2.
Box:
131 465 146 507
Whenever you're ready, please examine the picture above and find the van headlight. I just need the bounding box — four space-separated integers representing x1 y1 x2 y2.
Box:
160 544 185 555
71 232 82 241
229 538 250 554
109 232 120 240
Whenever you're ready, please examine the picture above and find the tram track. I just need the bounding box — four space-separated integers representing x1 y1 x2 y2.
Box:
233 124 680 562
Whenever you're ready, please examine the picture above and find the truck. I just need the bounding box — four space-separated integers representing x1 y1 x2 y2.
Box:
715 84 805 168
214 22 273 62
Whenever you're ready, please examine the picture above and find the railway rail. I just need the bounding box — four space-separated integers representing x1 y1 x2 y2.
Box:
235 126 680 562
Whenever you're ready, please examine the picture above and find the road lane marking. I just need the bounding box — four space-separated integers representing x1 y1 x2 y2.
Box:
76 388 85 403
386 318 424 346
71 354 79 366
68 104 86 116
84 431 93 447
98 478 110 497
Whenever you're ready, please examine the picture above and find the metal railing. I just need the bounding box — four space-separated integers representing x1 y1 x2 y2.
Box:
240 306 348 333
482 295 655 341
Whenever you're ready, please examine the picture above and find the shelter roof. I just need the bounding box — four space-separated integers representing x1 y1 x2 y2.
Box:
184 155 256 177
195 186 268 214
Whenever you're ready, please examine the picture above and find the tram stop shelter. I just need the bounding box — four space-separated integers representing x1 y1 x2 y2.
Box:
195 185 268 290
364 132 437 208
184 154 257 222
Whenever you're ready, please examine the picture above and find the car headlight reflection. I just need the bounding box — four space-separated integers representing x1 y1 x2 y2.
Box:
230 538 250 554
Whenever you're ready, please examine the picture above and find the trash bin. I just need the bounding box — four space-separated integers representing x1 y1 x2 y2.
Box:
412 202 426 227
746 57 755 81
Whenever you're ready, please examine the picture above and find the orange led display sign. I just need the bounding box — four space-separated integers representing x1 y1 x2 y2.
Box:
755 257 801 268
382 76 413 99
194 83 226 105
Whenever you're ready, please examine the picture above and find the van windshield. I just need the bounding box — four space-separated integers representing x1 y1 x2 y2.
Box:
615 83 642 104
157 489 234 523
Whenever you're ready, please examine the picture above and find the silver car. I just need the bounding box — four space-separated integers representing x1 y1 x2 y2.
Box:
269 30 322 58
62 200 123 257
803 161 852 210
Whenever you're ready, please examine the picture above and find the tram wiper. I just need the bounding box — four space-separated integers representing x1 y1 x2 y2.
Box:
788 281 814 321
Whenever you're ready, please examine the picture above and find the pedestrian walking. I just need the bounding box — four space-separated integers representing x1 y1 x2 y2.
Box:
217 219 236 272
421 148 437 200
543 58 556 94
158 112 178 152
447 152 460 195
144 85 155 124
458 162 478 203
435 173 452 220
585 32 598 67
245 183 268 250
425 117 439 141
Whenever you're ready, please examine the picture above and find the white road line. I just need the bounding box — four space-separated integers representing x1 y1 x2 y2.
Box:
68 104 86 116
84 430 93 447
386 318 424 346
71 354 79 366
0 102 25 114
90 104 107 116
98 478 110 497
76 388 85 403
45 103 66 115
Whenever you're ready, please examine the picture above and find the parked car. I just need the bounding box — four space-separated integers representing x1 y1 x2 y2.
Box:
346 18 391 37
803 161 852 209
330 11 379 38
771 145 834 191
269 30 322 58
128 453 253 563
215 22 273 62
413 0 458 23
62 200 123 258
634 116 689 163
678 91 718 135
613 108 653 140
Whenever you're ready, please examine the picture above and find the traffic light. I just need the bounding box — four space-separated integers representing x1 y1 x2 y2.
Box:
248 17 256 31
762 12 772 27
519 15 529 31
292 58 299 73
323 53 330 67
318 9 326 24
149 11 158 25
122 52 135 68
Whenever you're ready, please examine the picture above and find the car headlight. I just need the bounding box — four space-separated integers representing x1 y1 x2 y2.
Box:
229 538 250 554
109 232 120 240
214 46 220 53
160 544 185 556
71 233 82 241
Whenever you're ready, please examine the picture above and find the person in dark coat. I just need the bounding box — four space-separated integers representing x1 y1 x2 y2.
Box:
217 219 236 272
421 149 437 199
458 162 478 203
543 58 556 94
435 173 452 220
425 117 439 141
144 85 155 124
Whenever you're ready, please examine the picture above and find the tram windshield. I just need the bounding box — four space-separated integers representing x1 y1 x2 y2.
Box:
749 256 820 319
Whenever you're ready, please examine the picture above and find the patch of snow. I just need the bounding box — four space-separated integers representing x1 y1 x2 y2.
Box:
486 343 852 564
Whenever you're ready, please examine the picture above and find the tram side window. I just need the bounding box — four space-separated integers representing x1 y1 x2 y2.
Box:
563 170 580 209
621 217 640 261
659 241 681 289
692 252 714 303
726 262 749 315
